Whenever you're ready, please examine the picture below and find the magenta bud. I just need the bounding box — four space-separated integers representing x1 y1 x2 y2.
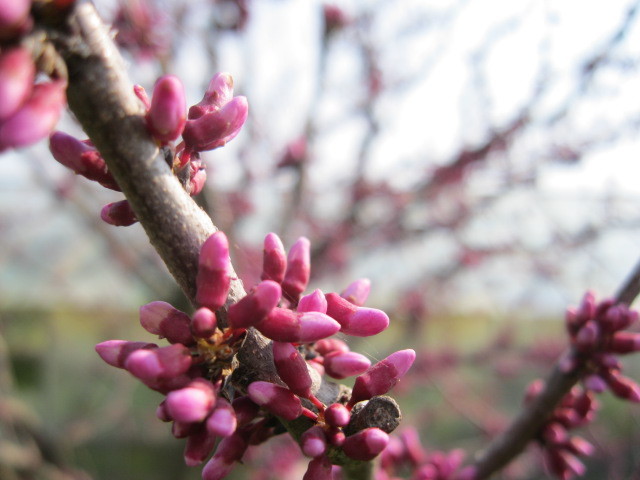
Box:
191 307 218 338
303 456 333 480
273 341 313 398
328 428 345 447
298 289 328 313
340 278 371 306
609 332 640 354
247 381 302 420
542 422 568 445
349 349 416 405
576 291 596 324
261 232 287 283
156 400 171 422
583 374 607 393
228 280 281 328
232 396 260 427
325 293 389 337
256 308 341 343
189 165 207 196
603 370 640 402
206 398 237 437
324 403 350 428
574 320 600 353
146 75 186 143
301 426 327 458
101 200 137 226
314 338 349 356
95 340 156 369
324 351 371 379
125 343 192 382
165 380 217 423
524 379 545 404
566 436 595 457
0 0 31 39
0 81 66 151
399 427 426 465
281 237 311 303
342 428 389 461
196 232 232 310
0 47 35 121
139 301 193 345
183 96 248 151
49 131 120 190
184 426 217 467
202 431 248 480
189 72 235 119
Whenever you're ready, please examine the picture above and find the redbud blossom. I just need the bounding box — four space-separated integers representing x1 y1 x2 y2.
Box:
0 47 35 121
261 233 287 283
101 200 137 226
95 340 156 369
298 289 328 313
609 332 640 354
201 431 248 480
342 428 389 461
184 426 217 466
232 396 259 426
323 351 371 379
165 380 217 423
255 308 341 343
206 398 237 437
272 341 313 398
228 280 281 329
602 370 640 402
301 426 327 458
49 132 120 190
196 232 232 310
247 381 303 420
324 403 350 427
139 301 193 345
191 307 217 338
146 75 186 143
303 455 333 480
282 237 311 303
189 73 235 119
125 343 192 382
340 278 371 306
314 338 349 356
325 293 389 337
0 81 66 151
350 349 416 405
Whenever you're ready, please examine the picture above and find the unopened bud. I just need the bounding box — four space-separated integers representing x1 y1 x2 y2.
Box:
146 75 186 143
325 293 389 337
191 307 217 338
196 232 231 310
201 431 248 480
324 351 371 379
302 455 333 480
101 200 137 226
342 428 389 461
165 379 217 423
281 237 311 303
184 426 217 466
228 280 281 328
0 47 34 121
298 289 328 313
206 398 237 437
139 301 193 345
256 308 340 343
324 403 350 427
340 278 371 306
95 340 156 369
247 381 302 420
301 426 327 458
273 341 313 398
349 349 416 405
261 233 287 283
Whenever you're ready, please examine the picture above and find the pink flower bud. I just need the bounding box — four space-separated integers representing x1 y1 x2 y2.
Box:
575 291 596 324
603 370 640 402
247 381 302 420
0 0 31 40
232 396 259 426
49 132 120 190
544 450 585 478
261 233 287 283
574 320 600 353
349 349 416 405
95 340 156 368
183 96 248 152
565 436 595 457
342 428 389 461
189 73 235 119
282 237 311 303
133 84 150 109
139 301 193 345
324 403 350 427
206 398 237 437
325 293 389 337
303 455 333 480
165 379 217 423
101 200 137 226
256 308 341 343
196 232 232 310
184 425 217 466
328 428 346 447
228 280 281 329
0 47 34 121
191 307 218 338
189 162 207 195
0 81 66 151
314 338 349 356
542 422 567 445
146 75 186 143
301 426 327 458
324 351 371 379
609 332 640 354
583 374 607 393
399 427 427 465
340 278 371 306
202 431 248 480
125 343 192 382
272 341 313 398
298 289 328 313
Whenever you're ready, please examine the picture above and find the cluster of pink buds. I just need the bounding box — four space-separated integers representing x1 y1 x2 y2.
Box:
379 427 475 480
562 291 640 402
49 72 247 226
322 4 350 37
112 0 170 59
0 0 69 152
96 231 415 479
525 381 598 480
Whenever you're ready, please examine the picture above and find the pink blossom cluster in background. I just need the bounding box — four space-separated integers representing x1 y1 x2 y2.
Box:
96 231 415 480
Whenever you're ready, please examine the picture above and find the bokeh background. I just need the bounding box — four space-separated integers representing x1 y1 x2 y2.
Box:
2 0 640 478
